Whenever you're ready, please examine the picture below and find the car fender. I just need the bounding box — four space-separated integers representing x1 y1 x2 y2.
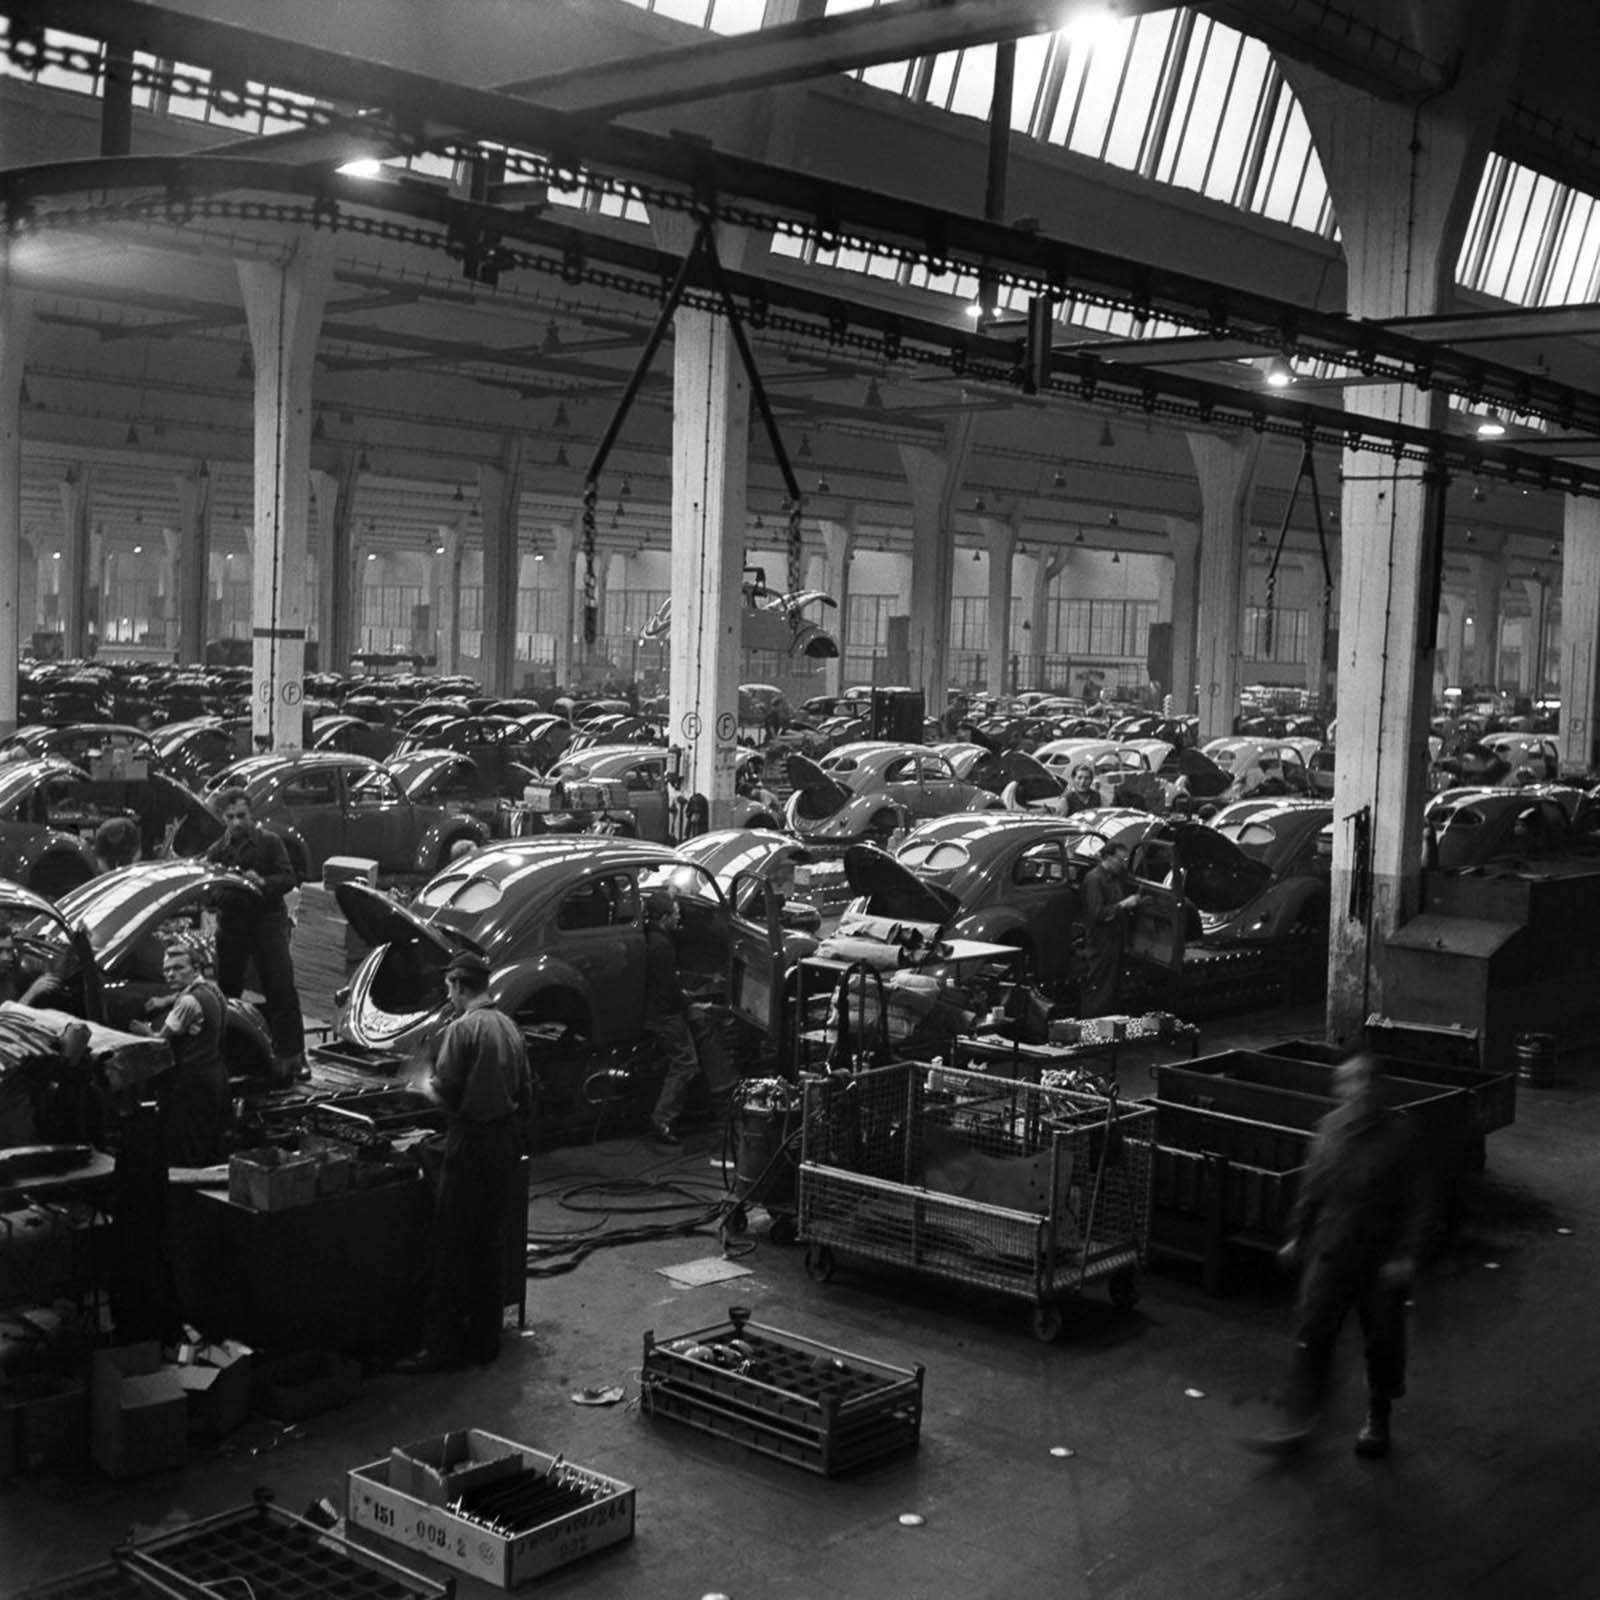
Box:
0 825 96 894
275 826 314 884
493 953 609 1033
413 813 491 873
222 998 276 1075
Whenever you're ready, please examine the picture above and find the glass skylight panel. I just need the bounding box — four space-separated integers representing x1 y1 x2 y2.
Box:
948 47 996 120
1545 191 1600 303
33 30 101 94
653 0 713 25
1010 35 1051 132
707 0 767 31
925 49 957 110
861 58 915 93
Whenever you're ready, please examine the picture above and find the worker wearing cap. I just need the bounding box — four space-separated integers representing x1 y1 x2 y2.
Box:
397 949 532 1374
644 889 731 1145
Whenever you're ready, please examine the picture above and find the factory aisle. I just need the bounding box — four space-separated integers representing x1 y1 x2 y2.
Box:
3 1012 1595 1600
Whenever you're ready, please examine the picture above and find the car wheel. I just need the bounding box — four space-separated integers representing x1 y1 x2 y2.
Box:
434 831 481 871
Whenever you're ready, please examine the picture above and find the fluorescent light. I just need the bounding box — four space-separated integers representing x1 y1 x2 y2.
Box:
337 158 384 178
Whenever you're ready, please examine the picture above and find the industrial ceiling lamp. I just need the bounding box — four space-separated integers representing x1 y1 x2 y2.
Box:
1074 528 1085 544
1476 409 1507 438
864 378 884 411
1106 509 1120 527
1111 550 1121 564
973 495 988 513
1052 466 1068 490
555 445 570 468
1551 542 1561 560
620 476 632 499
453 482 464 502
799 433 813 460
816 473 831 494
1472 481 1487 503
1465 528 1475 544
1264 354 1296 389
972 547 982 563
553 401 570 431
1098 419 1116 449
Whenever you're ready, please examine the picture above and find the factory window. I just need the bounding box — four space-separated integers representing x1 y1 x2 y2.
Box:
1244 605 1307 663
949 596 986 653
1049 599 1154 659
846 594 897 648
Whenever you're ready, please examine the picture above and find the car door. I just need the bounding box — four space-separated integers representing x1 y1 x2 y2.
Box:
879 752 923 813
619 759 669 841
342 765 418 871
548 870 645 1045
275 766 347 872
1002 838 1080 983
915 751 972 816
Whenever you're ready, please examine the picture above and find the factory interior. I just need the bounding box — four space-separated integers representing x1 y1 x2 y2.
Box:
1 3 1599 1598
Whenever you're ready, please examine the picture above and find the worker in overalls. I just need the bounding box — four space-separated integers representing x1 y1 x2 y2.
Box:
151 942 228 1167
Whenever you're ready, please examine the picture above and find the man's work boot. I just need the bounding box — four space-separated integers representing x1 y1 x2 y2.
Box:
1354 1402 1392 1459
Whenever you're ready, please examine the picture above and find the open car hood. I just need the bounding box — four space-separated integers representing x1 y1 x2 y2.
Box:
989 750 1062 803
840 842 961 932
786 754 852 817
0 879 70 933
334 880 484 960
1170 823 1274 914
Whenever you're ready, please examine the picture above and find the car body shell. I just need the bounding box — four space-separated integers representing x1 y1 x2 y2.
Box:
151 717 253 789
335 836 809 1058
205 751 489 879
0 757 222 898
5 862 276 1071
785 741 998 845
536 745 777 842
1423 784 1600 869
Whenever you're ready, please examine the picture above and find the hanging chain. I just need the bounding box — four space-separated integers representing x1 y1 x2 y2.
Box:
785 495 804 609
581 480 598 646
1262 565 1276 658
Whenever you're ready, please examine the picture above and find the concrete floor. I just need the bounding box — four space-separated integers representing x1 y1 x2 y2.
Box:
4 1005 1597 1600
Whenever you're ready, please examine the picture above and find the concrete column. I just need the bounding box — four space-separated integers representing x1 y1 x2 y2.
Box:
478 439 525 697
1558 498 1600 772
979 511 1017 698
238 232 332 750
900 416 976 719
172 464 212 664
549 514 578 692
1290 54 1504 1044
58 466 93 659
160 527 182 655
1464 551 1505 690
311 448 359 674
1188 435 1260 741
1520 575 1549 698
0 290 28 730
666 290 748 826
18 529 37 644
1161 517 1200 714
433 521 464 677
1025 548 1065 690
817 516 854 700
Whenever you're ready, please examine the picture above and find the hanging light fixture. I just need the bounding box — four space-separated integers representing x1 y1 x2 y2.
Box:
1074 529 1085 544
799 433 813 460
1052 466 1067 490
125 422 140 446
1472 481 1487 504
1098 419 1116 449
974 495 987 513
1465 529 1475 545
972 547 982 563
453 482 464 502
1551 542 1561 560
753 514 764 530
816 473 831 494
1111 551 1121 564
864 378 884 411
1264 354 1295 389
1476 409 1507 438
1106 509 1119 528
555 445 570 468
553 401 570 431
620 476 632 499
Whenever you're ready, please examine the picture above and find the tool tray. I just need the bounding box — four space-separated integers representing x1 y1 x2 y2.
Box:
640 1304 922 1476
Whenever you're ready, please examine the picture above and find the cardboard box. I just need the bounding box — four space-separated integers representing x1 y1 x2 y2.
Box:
171 1339 252 1438
227 1148 320 1212
14 1372 88 1469
262 1349 361 1422
389 1429 523 1506
347 1429 635 1590
323 855 379 889
91 1343 187 1478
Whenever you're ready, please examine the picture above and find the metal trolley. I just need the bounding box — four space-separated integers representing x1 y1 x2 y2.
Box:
798 1061 1156 1341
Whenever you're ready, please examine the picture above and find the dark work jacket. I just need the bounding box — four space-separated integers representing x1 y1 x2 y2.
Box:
158 978 227 1167
205 826 297 922
643 927 687 1025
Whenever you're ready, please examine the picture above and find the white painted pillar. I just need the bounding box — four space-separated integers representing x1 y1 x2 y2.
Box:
1188 435 1260 742
1465 551 1505 691
0 290 28 730
478 440 525 697
238 232 332 749
666 299 748 824
979 510 1017 698
1558 498 1600 772
1026 548 1065 690
901 416 976 719
1290 58 1501 1044
818 515 854 700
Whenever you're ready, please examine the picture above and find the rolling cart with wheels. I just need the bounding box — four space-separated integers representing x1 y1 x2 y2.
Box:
720 1080 804 1245
797 1060 1155 1340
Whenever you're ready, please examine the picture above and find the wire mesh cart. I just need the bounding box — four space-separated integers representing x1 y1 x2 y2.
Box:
798 1061 1156 1341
